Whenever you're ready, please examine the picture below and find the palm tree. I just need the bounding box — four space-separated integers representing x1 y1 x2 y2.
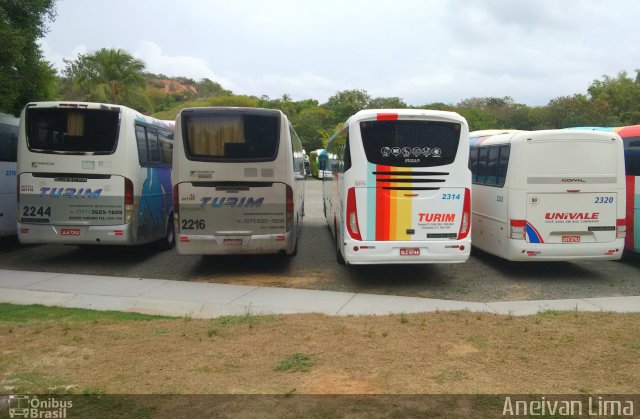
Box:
62 48 151 111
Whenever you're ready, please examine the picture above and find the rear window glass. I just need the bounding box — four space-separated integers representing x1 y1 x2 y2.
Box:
359 120 461 167
27 108 120 154
0 121 18 162
183 112 280 161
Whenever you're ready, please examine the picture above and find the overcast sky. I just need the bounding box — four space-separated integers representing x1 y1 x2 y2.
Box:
40 0 640 106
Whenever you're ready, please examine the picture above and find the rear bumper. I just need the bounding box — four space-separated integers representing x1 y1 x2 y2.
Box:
342 237 471 265
506 239 625 261
175 230 295 255
17 222 136 245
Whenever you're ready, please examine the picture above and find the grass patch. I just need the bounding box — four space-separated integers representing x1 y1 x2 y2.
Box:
212 311 278 328
0 303 175 323
275 352 315 372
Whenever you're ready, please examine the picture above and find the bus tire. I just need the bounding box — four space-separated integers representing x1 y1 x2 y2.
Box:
158 217 175 250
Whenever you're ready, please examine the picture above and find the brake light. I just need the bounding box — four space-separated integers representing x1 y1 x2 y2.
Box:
457 188 471 240
377 113 398 121
510 219 526 240
346 187 362 241
286 185 294 232
124 177 134 223
617 218 626 239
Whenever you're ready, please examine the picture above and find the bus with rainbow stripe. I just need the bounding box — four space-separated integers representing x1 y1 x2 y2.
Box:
322 109 471 265
570 125 640 253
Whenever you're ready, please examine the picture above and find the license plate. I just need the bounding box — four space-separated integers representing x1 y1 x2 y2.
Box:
400 248 420 256
223 239 243 246
562 236 581 243
60 228 80 236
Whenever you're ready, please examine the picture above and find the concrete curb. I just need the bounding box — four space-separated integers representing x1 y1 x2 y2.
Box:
1 269 639 318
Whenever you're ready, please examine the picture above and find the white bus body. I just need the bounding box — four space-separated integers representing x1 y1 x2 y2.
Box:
323 109 471 265
0 113 19 237
469 129 626 261
17 102 175 247
172 107 305 256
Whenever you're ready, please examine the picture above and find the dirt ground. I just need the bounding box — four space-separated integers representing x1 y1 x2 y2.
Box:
2 310 639 396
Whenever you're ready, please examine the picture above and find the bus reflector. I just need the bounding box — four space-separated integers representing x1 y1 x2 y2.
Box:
377 113 398 121
457 188 471 240
114 230 123 236
510 219 526 240
20 228 29 234
124 177 134 223
286 185 294 232
179 236 189 243
616 219 626 239
346 187 362 241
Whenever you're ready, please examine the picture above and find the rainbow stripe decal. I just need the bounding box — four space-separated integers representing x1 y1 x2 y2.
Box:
365 163 414 241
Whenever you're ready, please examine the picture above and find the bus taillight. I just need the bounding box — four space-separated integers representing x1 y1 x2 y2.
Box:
286 185 294 232
458 188 471 240
124 177 134 223
617 218 626 239
346 187 362 241
510 219 526 240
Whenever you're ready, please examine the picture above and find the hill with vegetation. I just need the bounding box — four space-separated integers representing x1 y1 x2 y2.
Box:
1 3 639 152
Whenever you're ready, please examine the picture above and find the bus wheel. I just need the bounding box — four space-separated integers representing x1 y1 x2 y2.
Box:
158 217 175 250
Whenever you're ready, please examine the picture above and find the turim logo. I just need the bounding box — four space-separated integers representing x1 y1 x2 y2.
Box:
39 187 102 198
200 197 265 208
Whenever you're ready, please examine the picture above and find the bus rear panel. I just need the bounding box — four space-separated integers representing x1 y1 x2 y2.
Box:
17 102 174 246
174 107 302 255
328 110 471 265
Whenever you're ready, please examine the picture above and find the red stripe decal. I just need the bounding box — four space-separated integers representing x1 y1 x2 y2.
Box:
376 164 389 240
626 175 635 251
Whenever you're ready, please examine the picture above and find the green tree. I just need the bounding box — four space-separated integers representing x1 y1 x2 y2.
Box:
61 48 152 112
544 94 615 128
0 0 58 115
323 89 371 124
588 71 640 124
368 96 408 109
292 107 333 151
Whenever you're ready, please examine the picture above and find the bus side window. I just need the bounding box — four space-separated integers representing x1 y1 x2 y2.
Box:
159 129 173 166
486 146 499 185
469 147 479 183
343 133 352 172
476 147 488 184
497 145 510 187
147 128 160 163
135 124 149 166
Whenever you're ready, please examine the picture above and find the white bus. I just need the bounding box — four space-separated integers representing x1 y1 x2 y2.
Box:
322 109 471 265
17 101 175 248
469 129 626 261
172 107 305 256
0 113 19 238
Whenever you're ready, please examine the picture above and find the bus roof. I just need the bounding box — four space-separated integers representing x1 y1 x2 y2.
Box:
344 109 468 126
470 129 620 147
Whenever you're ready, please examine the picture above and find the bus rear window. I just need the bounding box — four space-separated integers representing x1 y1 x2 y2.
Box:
27 108 120 154
359 120 461 167
0 122 18 162
183 113 280 161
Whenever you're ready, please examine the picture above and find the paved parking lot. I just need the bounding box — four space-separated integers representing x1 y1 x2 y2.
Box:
1 178 639 302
